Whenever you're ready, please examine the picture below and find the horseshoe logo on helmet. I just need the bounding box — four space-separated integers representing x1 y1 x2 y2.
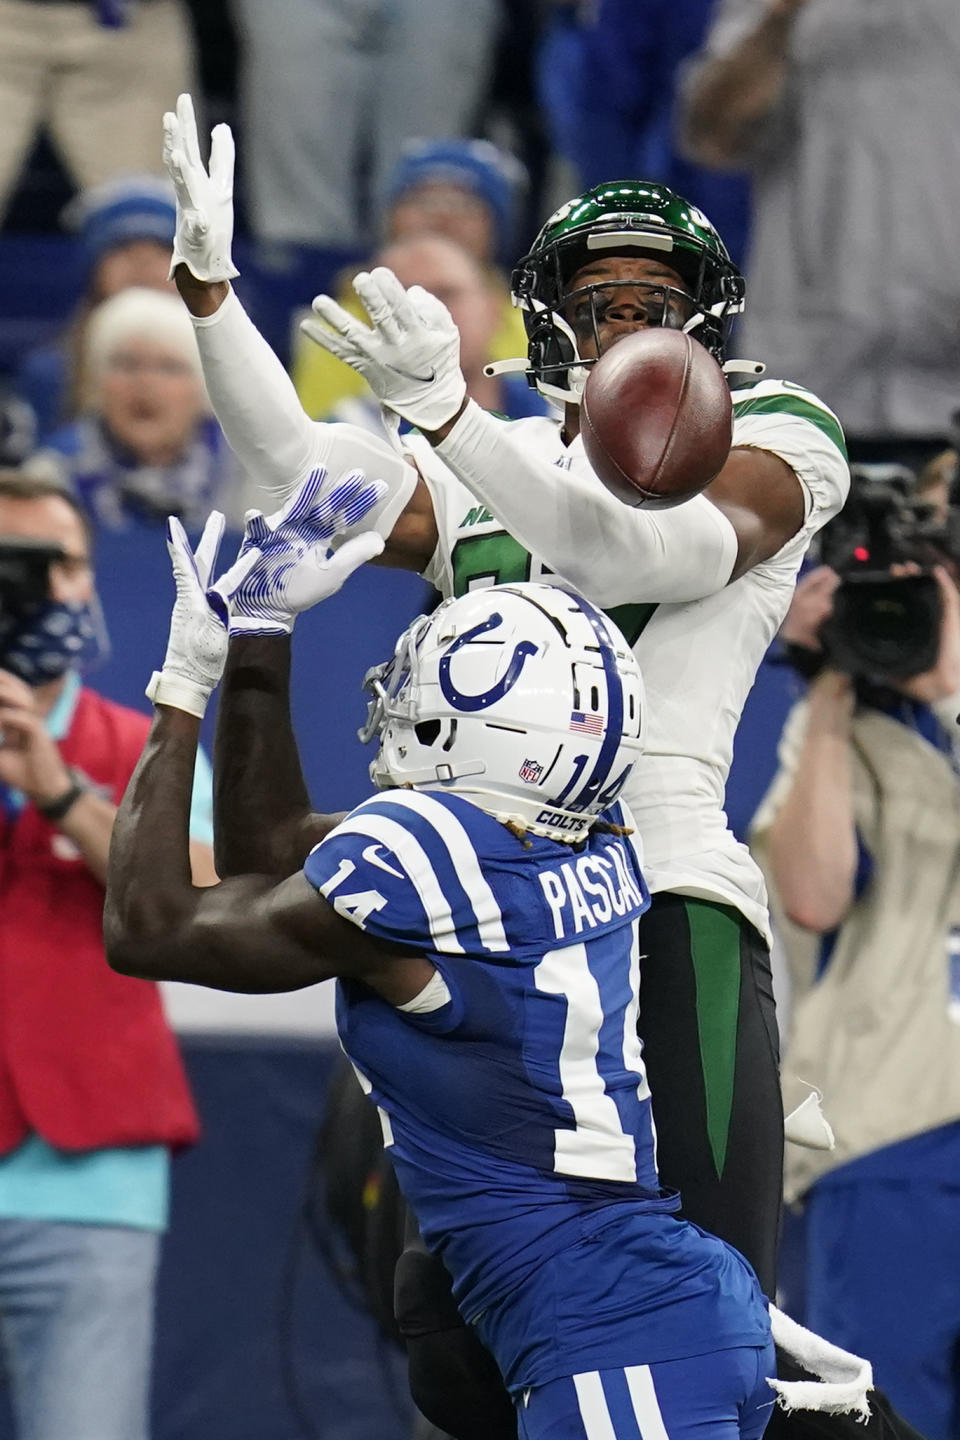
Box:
438 613 538 713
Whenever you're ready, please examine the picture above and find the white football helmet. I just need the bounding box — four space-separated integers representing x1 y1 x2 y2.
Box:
359 582 645 843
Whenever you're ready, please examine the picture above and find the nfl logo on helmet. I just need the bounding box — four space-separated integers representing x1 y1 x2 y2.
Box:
519 758 544 785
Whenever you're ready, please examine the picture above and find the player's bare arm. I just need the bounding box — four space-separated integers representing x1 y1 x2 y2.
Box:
105 700 432 1007
106 479 433 1003
198 468 387 876
701 445 806 579
213 633 346 878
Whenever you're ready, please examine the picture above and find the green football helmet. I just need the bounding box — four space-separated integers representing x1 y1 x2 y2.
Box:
510 180 745 404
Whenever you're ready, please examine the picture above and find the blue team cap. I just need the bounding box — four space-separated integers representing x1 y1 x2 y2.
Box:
64 175 177 267
384 138 527 260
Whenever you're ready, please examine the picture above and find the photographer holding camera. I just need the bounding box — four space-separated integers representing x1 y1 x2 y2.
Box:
750 470 960 1440
0 472 214 1440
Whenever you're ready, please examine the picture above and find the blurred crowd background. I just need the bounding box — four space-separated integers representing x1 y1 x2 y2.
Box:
1 1 959 1438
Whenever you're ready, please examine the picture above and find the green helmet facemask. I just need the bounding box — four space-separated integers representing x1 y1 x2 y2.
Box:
509 181 745 405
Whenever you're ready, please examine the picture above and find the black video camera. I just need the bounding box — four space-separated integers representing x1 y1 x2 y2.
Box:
814 467 956 684
0 538 65 616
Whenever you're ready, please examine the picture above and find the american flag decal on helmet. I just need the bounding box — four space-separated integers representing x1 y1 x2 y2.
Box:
570 711 604 736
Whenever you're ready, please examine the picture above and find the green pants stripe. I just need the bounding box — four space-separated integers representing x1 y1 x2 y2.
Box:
685 899 743 1178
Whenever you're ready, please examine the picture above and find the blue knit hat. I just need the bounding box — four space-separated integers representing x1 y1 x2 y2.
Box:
384 139 527 261
64 176 176 267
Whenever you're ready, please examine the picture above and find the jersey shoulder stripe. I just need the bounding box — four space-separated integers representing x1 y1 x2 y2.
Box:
731 378 847 460
351 790 510 952
323 807 466 954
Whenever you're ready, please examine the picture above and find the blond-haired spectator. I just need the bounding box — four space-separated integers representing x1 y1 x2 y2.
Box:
38 288 250 530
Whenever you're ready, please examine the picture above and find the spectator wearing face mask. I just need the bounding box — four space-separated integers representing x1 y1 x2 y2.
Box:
38 286 250 530
0 471 215 1440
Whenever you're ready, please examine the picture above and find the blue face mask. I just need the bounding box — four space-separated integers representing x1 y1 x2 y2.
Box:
0 596 110 686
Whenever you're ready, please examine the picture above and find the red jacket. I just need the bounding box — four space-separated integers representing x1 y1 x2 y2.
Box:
0 686 200 1153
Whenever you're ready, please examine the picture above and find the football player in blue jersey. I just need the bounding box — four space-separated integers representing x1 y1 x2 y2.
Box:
104 472 778 1440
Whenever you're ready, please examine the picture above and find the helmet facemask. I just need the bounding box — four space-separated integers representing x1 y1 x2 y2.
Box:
509 182 746 405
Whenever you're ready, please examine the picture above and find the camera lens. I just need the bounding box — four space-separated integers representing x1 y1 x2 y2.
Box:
822 574 941 681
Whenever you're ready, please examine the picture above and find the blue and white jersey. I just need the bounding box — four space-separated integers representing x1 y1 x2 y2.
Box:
304 791 669 1305
304 788 772 1389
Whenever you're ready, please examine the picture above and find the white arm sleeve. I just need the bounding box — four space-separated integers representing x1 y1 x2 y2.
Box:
434 400 738 606
190 288 416 537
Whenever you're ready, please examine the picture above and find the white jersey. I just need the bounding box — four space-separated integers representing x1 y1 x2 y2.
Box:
411 377 849 943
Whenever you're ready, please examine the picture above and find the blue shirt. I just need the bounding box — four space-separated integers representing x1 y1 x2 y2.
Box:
0 673 213 1230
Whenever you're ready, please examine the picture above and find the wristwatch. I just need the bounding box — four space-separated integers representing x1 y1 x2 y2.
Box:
36 769 88 823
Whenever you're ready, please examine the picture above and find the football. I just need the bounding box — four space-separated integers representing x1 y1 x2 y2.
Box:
580 328 733 508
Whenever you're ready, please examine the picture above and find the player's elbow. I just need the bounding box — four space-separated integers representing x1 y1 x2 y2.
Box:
104 918 156 979
105 935 155 980
103 887 192 980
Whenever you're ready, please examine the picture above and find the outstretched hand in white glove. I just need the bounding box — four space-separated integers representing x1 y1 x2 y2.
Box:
146 510 257 718
301 267 467 432
162 91 239 283
209 466 387 636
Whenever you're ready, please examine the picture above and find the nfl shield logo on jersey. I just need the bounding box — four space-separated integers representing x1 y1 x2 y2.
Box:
519 757 544 785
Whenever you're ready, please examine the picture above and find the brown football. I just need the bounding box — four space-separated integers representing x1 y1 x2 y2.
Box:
580 328 733 508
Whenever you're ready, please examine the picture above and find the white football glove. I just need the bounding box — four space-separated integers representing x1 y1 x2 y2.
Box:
162 92 239 283
301 267 467 432
209 467 386 636
146 511 256 718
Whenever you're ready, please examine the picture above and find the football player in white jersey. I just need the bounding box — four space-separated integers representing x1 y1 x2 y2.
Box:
158 96 853 1440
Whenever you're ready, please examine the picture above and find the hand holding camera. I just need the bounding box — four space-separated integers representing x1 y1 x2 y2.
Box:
896 565 960 709
780 566 841 653
0 668 74 804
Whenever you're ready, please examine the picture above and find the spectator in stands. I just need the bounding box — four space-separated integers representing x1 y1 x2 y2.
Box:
0 471 213 1440
0 0 195 221
293 138 530 420
231 0 500 252
678 0 960 468
383 137 527 268
916 447 960 522
14 176 177 441
321 234 550 433
0 394 36 469
38 287 250 530
749 513 960 1439
536 0 750 267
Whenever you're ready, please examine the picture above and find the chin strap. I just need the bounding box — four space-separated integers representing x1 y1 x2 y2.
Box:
768 1305 873 1420
723 357 766 379
373 757 487 787
482 357 532 378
